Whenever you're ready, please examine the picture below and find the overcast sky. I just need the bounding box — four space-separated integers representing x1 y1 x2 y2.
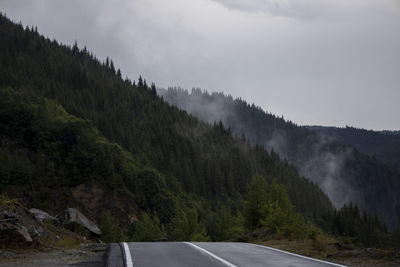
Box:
2 0 399 130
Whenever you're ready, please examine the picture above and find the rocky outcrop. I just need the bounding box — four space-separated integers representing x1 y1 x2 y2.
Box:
0 182 140 248
0 206 33 247
0 222 33 245
1 223 32 242
71 182 139 226
29 208 58 223
0 203 86 248
57 208 101 238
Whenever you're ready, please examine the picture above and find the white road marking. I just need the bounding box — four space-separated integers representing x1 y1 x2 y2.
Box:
252 243 347 267
122 242 133 267
184 242 238 267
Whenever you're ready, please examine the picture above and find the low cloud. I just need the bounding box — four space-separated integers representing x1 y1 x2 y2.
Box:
211 0 322 19
161 88 363 208
1 0 399 130
264 129 359 207
298 136 358 208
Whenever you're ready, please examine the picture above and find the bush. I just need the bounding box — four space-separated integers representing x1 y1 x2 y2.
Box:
100 211 126 242
130 213 166 241
169 208 210 241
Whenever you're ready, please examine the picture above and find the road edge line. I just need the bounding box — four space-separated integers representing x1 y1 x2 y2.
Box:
122 242 133 267
251 243 347 267
104 243 112 267
184 242 237 267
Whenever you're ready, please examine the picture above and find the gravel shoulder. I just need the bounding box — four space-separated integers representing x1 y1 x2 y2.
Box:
0 243 106 267
255 239 400 267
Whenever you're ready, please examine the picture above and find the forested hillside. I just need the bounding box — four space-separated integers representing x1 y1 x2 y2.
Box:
159 88 400 228
307 126 400 170
0 14 394 246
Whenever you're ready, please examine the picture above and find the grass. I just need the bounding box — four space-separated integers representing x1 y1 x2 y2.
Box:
252 234 400 267
254 239 332 259
49 236 81 249
0 193 19 209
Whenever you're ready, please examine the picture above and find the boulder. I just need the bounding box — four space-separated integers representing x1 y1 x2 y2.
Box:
0 222 32 246
28 208 57 223
57 208 101 237
15 225 32 242
4 211 18 220
0 209 18 222
0 205 41 247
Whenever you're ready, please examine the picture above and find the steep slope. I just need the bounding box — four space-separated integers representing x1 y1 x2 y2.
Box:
0 14 336 239
0 87 142 225
159 88 400 227
307 126 400 170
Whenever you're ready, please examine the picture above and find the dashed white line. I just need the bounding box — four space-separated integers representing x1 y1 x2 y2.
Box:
122 242 133 267
184 242 237 267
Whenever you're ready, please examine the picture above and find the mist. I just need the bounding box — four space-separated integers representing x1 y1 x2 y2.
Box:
159 87 400 226
161 88 358 207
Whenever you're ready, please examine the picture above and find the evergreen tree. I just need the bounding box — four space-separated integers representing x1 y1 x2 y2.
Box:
244 174 269 229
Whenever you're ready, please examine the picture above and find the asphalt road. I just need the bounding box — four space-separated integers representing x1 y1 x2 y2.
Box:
106 242 346 267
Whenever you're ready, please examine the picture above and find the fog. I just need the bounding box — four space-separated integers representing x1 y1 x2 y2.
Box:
161 88 361 208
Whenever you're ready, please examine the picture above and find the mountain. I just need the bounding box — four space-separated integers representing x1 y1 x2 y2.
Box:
159 88 400 228
307 126 400 170
0 13 394 246
0 13 332 238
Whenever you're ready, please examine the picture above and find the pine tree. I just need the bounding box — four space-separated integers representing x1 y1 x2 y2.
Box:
244 174 269 229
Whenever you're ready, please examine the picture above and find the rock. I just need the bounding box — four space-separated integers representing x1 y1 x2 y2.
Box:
0 204 85 249
0 222 32 246
16 225 32 242
0 208 18 222
4 211 18 220
57 208 101 237
28 208 57 223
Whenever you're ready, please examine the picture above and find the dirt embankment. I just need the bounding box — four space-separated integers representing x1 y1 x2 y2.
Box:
71 182 139 225
5 181 139 227
0 181 140 266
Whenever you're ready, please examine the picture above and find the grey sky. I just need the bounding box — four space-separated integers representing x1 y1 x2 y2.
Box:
2 0 399 130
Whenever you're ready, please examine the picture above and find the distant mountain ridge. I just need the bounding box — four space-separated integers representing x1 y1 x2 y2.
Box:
159 88 400 228
382 130 400 136
306 126 400 170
